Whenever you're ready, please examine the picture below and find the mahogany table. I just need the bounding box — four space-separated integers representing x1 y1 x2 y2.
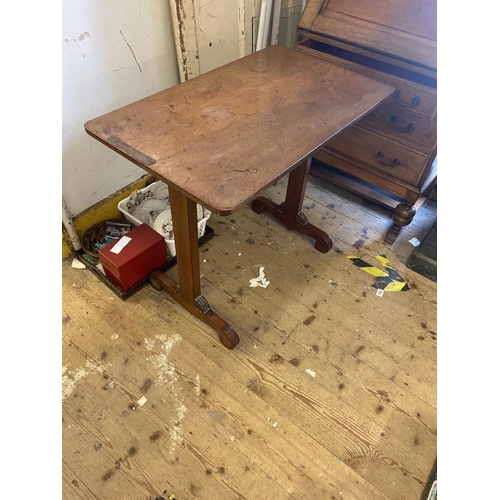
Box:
85 45 393 349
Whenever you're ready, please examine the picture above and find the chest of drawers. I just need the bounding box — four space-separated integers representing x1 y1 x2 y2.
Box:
295 0 437 243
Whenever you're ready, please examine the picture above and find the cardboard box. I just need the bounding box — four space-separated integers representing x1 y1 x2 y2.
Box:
98 223 168 291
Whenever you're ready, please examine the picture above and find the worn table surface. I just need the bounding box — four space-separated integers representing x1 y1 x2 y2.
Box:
85 45 393 215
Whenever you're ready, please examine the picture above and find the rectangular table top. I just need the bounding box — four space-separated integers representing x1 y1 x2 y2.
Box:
85 45 394 215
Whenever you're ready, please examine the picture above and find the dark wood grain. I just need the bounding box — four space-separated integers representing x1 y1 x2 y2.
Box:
85 44 394 215
106 135 156 166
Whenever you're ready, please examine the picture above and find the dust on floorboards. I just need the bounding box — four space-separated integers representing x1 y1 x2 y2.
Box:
62 175 437 500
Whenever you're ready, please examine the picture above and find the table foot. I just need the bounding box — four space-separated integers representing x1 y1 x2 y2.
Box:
251 196 333 253
149 270 240 349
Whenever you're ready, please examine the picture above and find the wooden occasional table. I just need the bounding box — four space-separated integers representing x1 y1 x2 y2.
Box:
85 45 393 349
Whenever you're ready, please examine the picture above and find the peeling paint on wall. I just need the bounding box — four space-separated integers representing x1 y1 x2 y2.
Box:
64 31 91 44
169 0 200 81
238 0 246 58
169 0 261 79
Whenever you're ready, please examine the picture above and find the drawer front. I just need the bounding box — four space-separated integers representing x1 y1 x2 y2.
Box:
359 101 437 152
387 82 436 120
323 127 429 185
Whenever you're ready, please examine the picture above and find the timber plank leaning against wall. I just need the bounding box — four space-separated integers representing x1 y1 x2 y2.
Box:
168 0 259 80
169 0 306 79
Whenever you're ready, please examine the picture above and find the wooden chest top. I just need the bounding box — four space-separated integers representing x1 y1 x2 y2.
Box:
298 0 437 71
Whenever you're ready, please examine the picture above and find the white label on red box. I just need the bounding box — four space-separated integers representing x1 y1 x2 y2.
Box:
111 236 132 254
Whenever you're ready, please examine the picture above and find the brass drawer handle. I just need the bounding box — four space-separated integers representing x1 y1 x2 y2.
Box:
390 115 415 134
377 151 400 167
392 90 421 109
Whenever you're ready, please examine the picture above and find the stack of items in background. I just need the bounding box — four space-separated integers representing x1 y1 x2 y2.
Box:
94 221 131 252
77 180 212 299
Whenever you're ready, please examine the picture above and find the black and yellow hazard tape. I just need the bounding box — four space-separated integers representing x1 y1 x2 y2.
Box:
348 254 409 292
152 493 177 500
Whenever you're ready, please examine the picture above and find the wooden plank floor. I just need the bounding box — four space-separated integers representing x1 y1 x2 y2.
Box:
62 174 437 500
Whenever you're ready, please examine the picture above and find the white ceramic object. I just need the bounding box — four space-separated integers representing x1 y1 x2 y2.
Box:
118 181 210 258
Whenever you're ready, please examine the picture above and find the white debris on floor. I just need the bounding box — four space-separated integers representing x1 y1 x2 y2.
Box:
71 259 85 269
249 266 270 288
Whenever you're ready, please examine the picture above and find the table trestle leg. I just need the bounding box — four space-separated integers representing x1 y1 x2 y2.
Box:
149 186 240 349
251 158 333 253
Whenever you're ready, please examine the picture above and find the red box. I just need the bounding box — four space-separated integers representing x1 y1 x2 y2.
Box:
98 223 168 291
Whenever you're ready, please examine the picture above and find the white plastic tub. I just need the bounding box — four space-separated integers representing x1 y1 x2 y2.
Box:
118 181 210 258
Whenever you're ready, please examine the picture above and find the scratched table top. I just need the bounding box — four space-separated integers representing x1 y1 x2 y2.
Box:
85 45 393 215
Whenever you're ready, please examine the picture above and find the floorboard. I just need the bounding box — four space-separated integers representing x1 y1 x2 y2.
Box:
62 175 437 499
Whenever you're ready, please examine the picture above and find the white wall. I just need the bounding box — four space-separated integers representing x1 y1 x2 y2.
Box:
62 0 180 216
